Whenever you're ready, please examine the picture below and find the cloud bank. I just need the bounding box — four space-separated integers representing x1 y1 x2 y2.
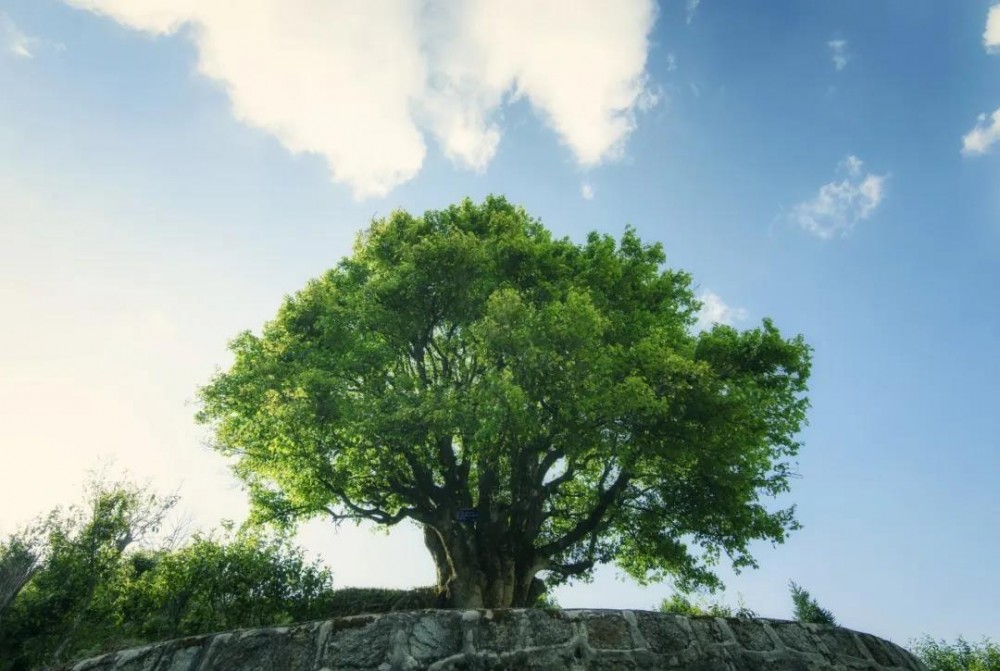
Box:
791 156 887 239
64 0 659 199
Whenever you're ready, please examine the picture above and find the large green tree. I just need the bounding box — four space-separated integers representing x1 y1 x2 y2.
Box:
198 196 812 609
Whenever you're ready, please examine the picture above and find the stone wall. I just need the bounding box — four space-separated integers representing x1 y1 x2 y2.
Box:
64 609 928 671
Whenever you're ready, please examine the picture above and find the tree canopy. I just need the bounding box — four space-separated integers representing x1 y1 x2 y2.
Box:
198 196 813 608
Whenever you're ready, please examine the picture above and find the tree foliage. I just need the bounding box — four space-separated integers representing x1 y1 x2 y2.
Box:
910 637 1000 671
788 581 837 626
198 196 813 608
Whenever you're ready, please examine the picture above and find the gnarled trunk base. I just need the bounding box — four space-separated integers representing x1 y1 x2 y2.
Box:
422 524 542 609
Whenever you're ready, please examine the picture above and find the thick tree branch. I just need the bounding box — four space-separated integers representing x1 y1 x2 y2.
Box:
547 558 596 577
315 473 428 525
436 434 460 496
400 449 444 506
327 490 420 526
427 337 451 380
537 470 631 557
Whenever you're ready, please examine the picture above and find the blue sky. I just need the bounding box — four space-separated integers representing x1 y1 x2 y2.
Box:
1 0 998 645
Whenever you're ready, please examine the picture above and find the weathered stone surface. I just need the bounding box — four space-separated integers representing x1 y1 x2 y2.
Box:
63 610 928 671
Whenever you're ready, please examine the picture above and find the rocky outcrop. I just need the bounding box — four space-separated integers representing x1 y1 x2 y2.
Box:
65 609 927 671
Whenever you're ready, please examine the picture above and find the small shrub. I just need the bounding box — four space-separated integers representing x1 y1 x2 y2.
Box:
658 592 754 618
788 581 836 625
322 586 441 618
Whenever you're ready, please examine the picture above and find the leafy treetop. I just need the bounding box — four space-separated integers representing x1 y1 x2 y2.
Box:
198 196 813 608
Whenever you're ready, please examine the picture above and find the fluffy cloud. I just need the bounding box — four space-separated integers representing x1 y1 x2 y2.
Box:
64 0 658 199
962 108 1000 155
791 155 887 239
986 4 1000 52
580 183 595 200
695 290 747 331
828 39 849 71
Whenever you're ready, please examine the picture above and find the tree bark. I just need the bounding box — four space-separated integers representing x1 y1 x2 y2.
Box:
423 524 481 608
423 522 548 609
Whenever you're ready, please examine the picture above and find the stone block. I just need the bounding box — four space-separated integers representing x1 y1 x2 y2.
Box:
585 613 631 650
688 617 732 649
816 629 869 664
634 612 691 654
775 623 820 653
316 614 391 669
111 645 164 671
474 611 520 652
202 628 296 671
522 609 577 647
409 611 463 661
729 620 779 652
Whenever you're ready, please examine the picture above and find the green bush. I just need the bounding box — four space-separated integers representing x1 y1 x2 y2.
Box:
910 637 1000 671
0 479 347 669
658 592 756 619
321 586 441 618
118 527 339 640
789 581 836 625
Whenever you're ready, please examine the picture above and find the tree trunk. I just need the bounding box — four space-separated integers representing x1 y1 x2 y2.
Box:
422 524 541 609
423 524 483 608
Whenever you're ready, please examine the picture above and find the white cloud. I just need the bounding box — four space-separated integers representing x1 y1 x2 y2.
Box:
840 154 863 177
828 38 849 71
1 11 39 58
696 290 747 331
686 0 702 25
581 183 595 200
962 108 1000 156
666 52 678 72
636 84 663 113
63 0 659 199
963 6 998 154
985 4 1000 52
791 155 887 239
